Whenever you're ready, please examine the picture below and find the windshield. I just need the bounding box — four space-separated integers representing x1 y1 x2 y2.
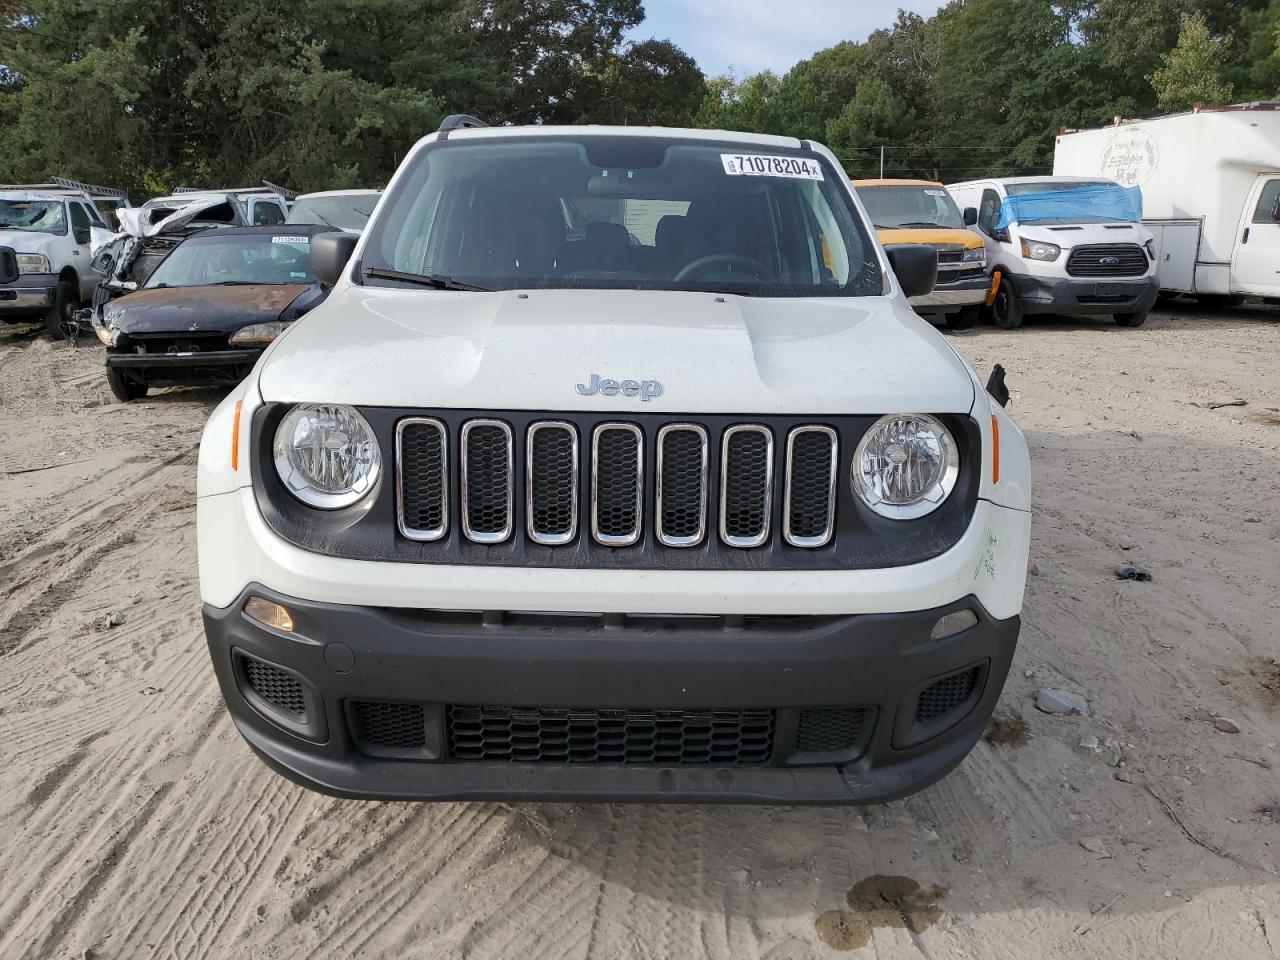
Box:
287 195 378 231
362 136 883 297
997 180 1141 227
0 199 67 235
145 233 317 287
1006 180 1107 196
858 185 964 229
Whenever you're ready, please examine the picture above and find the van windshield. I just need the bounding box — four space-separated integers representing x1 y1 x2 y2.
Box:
0 199 67 235
857 185 965 230
361 136 883 298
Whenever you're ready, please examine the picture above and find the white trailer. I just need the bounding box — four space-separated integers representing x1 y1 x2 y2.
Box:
1053 103 1280 301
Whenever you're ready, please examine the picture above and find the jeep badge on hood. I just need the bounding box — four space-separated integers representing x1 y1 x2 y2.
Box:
576 374 664 401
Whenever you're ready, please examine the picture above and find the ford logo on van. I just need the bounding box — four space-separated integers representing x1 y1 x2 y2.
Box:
576 374 664 401
1100 256 1121 266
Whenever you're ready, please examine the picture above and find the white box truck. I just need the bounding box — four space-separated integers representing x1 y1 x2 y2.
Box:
1054 103 1280 303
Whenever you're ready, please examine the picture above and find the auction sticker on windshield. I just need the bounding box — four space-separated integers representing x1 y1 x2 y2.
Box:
272 236 310 245
721 154 824 181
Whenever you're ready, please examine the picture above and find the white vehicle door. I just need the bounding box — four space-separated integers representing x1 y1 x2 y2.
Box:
1233 176 1280 297
250 198 287 225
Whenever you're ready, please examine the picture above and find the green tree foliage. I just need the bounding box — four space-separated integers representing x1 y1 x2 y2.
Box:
0 0 705 193
1150 12 1235 109
4 0 1280 197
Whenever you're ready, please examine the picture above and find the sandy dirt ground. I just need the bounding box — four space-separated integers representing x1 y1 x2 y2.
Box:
1 305 1278 960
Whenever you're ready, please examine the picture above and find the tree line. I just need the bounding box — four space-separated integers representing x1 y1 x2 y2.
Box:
1 0 1277 197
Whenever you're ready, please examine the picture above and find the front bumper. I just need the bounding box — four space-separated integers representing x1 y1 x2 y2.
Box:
910 273 989 310
106 348 263 387
204 585 1020 804
1009 273 1159 316
0 273 57 314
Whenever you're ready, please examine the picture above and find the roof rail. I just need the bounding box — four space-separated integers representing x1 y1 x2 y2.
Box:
1 178 128 199
172 180 296 198
51 177 129 199
439 114 488 132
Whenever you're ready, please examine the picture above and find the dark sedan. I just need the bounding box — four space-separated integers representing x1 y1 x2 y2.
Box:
94 224 339 401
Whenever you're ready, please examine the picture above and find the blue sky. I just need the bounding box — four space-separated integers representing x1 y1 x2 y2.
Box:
631 1 947 76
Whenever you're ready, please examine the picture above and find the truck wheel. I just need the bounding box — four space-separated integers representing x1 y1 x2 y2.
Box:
989 278 1023 330
43 280 78 341
1113 311 1148 328
106 366 148 402
944 305 979 331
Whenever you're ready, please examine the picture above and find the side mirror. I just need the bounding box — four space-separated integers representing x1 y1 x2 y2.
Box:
884 243 937 300
0 246 17 285
963 207 978 227
312 232 359 285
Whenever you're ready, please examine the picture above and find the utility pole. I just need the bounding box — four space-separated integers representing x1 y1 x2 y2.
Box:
880 145 885 178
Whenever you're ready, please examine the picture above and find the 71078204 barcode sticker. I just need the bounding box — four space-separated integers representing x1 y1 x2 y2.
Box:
721 154 824 181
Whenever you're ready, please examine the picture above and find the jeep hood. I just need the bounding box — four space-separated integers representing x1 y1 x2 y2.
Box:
257 288 976 414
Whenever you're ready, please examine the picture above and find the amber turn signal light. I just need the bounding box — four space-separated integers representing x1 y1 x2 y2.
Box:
245 596 294 633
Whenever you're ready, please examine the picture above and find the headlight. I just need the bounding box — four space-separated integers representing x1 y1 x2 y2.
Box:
962 247 986 262
1143 239 1156 261
852 414 959 519
230 321 288 345
273 404 381 509
94 322 119 347
16 253 51 274
1020 239 1061 262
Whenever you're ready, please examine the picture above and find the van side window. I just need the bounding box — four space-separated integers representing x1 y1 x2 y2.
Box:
978 189 1002 237
254 200 286 225
1251 179 1280 224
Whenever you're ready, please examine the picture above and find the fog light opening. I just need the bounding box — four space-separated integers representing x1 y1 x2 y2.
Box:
245 596 295 633
930 609 977 640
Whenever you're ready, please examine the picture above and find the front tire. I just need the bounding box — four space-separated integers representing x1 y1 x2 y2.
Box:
43 279 78 340
106 366 148 402
944 305 980 331
1113 311 1148 328
989 277 1023 329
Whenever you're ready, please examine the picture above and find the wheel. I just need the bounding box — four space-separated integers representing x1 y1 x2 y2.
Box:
106 365 148 402
1113 311 1148 328
43 279 78 340
944 305 979 331
989 277 1023 329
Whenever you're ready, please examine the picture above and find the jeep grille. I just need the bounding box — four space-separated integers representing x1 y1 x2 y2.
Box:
396 417 840 552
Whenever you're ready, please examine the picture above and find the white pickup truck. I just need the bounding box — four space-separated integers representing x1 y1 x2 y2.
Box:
0 184 118 338
197 120 1031 804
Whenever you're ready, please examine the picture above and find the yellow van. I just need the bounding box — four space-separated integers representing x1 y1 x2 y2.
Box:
853 179 991 330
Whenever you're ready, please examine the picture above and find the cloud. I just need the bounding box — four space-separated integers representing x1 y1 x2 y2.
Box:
633 0 947 76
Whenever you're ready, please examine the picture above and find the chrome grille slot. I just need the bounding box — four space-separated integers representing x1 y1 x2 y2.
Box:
592 424 643 546
720 425 773 548
461 419 513 543
527 422 578 545
784 426 837 548
656 424 708 547
396 418 448 541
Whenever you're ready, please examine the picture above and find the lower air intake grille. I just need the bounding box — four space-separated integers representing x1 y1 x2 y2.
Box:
241 656 305 717
447 705 775 765
350 701 427 750
795 707 869 753
915 667 980 722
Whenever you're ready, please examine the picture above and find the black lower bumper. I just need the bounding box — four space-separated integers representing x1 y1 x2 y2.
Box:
203 586 1019 804
106 348 262 387
1009 272 1158 316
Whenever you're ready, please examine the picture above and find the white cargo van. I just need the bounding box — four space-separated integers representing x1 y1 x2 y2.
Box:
1054 103 1280 303
947 176 1159 328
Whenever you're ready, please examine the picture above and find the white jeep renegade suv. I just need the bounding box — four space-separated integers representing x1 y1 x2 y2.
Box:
197 119 1031 803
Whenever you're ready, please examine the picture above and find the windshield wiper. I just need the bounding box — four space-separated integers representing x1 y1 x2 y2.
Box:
364 267 490 292
898 221 946 228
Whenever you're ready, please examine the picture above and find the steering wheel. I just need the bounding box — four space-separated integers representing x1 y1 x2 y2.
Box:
673 253 770 283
